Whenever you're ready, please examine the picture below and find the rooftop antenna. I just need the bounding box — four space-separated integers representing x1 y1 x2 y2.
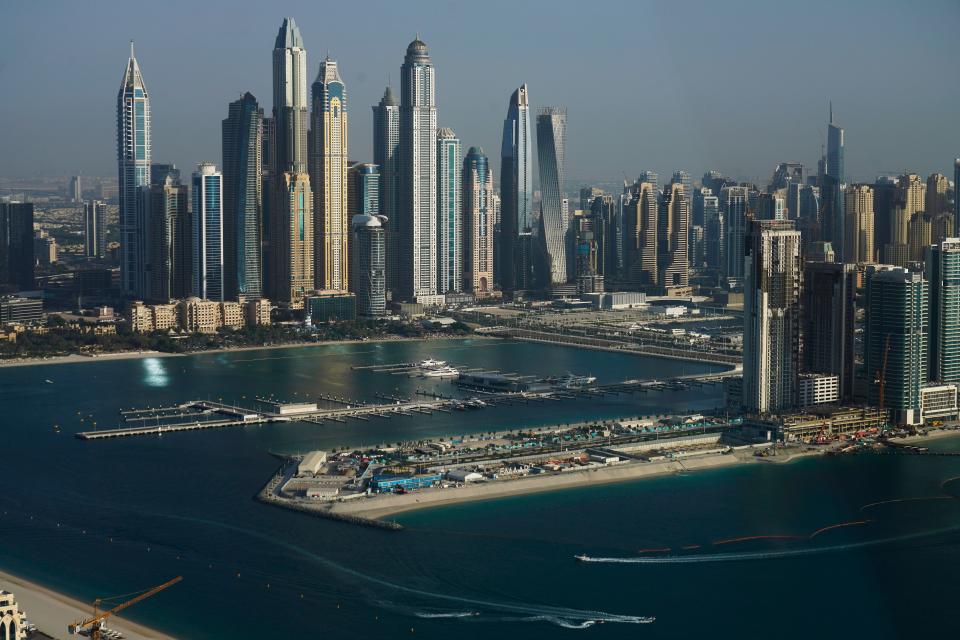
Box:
130 40 135 59
829 100 833 124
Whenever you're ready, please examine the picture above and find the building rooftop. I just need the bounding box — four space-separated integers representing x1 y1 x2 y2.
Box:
275 17 304 50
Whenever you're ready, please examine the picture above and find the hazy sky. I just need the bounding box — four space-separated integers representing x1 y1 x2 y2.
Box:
1 0 958 186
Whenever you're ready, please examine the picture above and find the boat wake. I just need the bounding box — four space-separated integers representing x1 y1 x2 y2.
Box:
413 610 480 619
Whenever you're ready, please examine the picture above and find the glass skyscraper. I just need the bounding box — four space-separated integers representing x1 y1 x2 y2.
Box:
83 200 106 259
399 37 438 302
536 106 568 286
925 239 960 385
146 177 190 302
499 84 533 293
116 42 151 296
372 86 400 297
0 203 34 291
222 92 263 299
821 104 845 260
350 213 387 319
192 164 224 301
436 128 461 294
721 185 748 286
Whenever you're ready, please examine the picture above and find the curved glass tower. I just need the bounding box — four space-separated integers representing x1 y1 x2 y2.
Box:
536 106 567 286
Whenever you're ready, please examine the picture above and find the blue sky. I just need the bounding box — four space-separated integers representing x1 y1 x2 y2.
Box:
1 0 958 186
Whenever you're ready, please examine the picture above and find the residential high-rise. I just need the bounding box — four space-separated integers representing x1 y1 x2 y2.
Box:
399 37 439 303
222 92 263 299
271 18 313 306
908 213 932 263
591 195 618 279
83 200 106 259
955 160 960 237
536 107 568 287
864 265 928 426
191 164 224 301
349 213 387 318
721 186 749 286
742 219 802 413
348 162 380 218
499 84 533 294
696 189 723 270
436 128 462 295
658 181 689 291
272 172 314 305
820 104 844 260
309 57 349 291
844 185 874 263
146 176 190 302
0 203 34 291
873 176 898 251
150 163 180 187
926 173 949 217
69 176 82 202
624 182 658 287
463 147 494 297
802 262 857 401
925 239 960 385
116 42 151 295
372 87 400 296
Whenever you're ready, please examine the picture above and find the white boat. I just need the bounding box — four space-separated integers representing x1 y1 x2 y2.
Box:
418 358 447 369
422 366 460 378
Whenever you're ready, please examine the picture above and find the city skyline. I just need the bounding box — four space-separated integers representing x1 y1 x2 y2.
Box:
2 1 958 185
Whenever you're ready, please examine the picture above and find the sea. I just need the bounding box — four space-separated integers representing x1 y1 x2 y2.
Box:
1 338 958 639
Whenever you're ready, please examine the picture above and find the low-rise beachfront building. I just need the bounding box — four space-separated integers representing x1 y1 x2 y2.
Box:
369 473 442 493
0 590 26 640
445 469 483 483
920 383 959 423
297 451 328 477
128 298 273 333
744 406 886 443
245 298 272 325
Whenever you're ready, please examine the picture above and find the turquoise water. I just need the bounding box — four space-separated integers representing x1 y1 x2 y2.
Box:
1 339 958 638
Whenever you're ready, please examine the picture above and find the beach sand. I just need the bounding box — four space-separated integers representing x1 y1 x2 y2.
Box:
0 569 175 640
327 449 798 521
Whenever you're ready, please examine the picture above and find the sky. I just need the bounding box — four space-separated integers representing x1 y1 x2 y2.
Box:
1 0 958 187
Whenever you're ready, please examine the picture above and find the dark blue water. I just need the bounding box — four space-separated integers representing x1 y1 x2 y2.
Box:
1 338 958 638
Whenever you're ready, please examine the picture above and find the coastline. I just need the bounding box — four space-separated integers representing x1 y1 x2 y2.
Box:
0 568 176 640
0 335 477 369
325 447 820 522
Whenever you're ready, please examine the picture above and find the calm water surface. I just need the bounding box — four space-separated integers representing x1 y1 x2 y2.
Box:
1 338 957 638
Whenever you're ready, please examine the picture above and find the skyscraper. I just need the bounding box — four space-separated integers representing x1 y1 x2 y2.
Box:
0 203 34 291
499 84 533 294
864 265 927 426
350 213 387 318
222 92 263 299
955 160 960 237
697 189 723 270
658 180 689 291
310 57 349 291
820 104 845 260
624 181 658 287
436 128 462 295
802 262 857 401
69 176 82 202
925 239 960 385
721 186 748 286
399 37 439 303
348 162 380 218
463 147 494 298
844 184 874 264
743 220 802 413
372 87 400 296
116 42 151 296
536 107 568 287
83 200 106 259
147 176 190 302
192 164 224 301
271 18 313 306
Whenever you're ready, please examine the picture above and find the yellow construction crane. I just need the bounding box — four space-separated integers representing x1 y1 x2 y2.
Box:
69 576 182 639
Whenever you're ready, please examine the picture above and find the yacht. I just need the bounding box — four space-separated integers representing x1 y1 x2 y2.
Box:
422 365 460 378
418 358 447 370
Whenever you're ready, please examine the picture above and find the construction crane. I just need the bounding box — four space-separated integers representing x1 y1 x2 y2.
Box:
69 576 182 639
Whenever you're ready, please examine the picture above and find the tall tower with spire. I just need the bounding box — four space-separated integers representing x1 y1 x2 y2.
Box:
499 84 533 294
270 18 313 306
116 41 151 296
821 102 845 260
373 86 400 296
309 57 349 291
399 36 438 302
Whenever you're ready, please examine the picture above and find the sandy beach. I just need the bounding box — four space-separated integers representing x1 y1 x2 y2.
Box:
325 447 817 521
0 335 470 369
0 569 176 640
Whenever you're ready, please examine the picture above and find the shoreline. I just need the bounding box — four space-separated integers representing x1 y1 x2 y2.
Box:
325 447 819 521
0 335 478 369
0 568 176 640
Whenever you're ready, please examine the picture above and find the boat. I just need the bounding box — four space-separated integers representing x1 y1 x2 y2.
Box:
574 554 590 562
548 374 597 389
421 366 460 378
418 358 447 369
45 379 54 384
